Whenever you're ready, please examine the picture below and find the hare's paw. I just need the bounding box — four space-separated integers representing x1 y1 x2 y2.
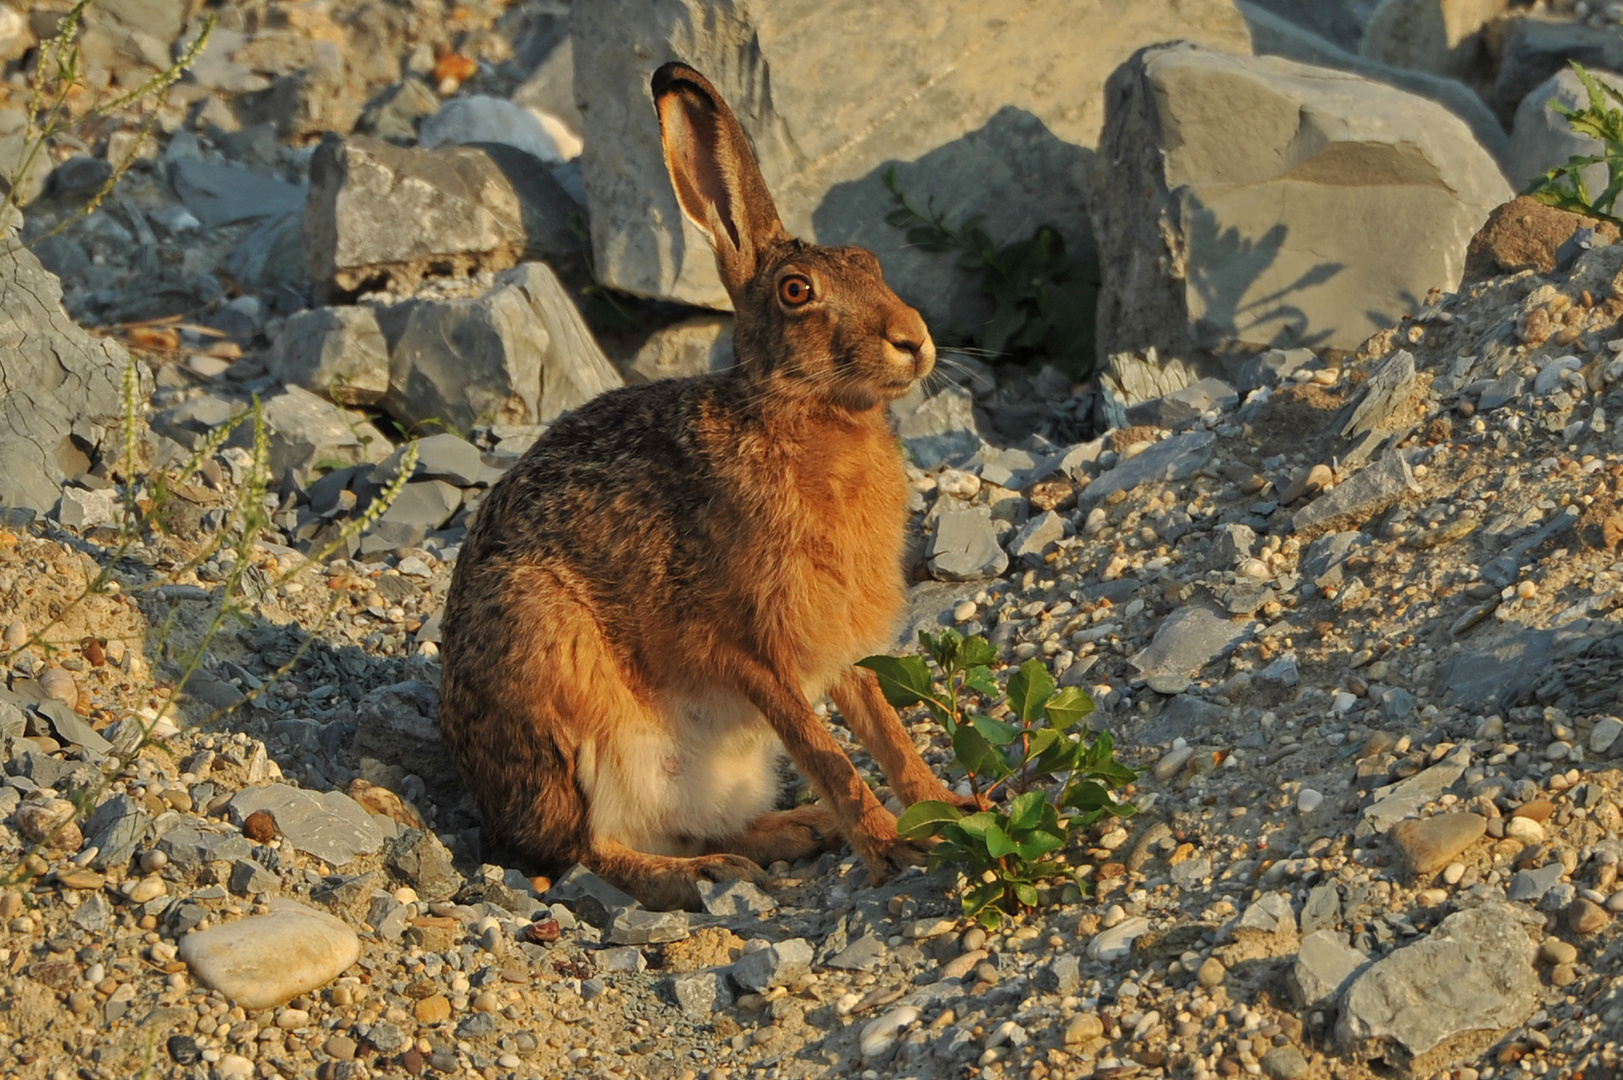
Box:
851 830 930 885
690 852 770 887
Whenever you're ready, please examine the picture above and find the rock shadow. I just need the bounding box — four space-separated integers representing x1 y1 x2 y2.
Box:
1181 193 1344 355
811 106 1094 347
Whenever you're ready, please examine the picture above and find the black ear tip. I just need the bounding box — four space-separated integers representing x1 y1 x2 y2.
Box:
651 61 702 99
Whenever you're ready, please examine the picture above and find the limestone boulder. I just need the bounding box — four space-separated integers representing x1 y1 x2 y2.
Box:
1357 0 1506 81
571 0 1253 321
378 262 624 434
1507 67 1623 193
0 232 147 515
1090 44 1510 387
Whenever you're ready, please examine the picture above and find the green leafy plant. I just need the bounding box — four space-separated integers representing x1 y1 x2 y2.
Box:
883 168 1098 378
1526 60 1623 222
857 629 1136 927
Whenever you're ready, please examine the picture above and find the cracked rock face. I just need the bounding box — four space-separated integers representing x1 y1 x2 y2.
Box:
0 234 145 515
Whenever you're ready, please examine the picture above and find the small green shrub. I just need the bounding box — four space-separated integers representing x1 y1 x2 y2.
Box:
1526 61 1623 223
858 629 1136 927
883 168 1098 378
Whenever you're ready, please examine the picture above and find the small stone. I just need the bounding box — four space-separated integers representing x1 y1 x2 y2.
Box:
860 1004 919 1061
1036 954 1081 996
38 667 76 707
1590 716 1622 754
324 1035 357 1061
730 938 813 992
1391 813 1487 878
414 995 451 1024
1297 788 1323 813
1197 956 1227 988
123 876 166 904
664 971 733 1017
1260 1046 1309 1080
177 899 361 1010
167 1035 201 1065
1539 938 1578 965
1063 1013 1105 1045
1087 916 1150 961
1568 898 1610 935
1503 816 1544 844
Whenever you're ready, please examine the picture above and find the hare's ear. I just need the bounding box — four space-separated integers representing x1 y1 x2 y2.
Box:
653 61 787 296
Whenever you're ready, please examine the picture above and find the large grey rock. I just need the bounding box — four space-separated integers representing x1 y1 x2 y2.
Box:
1291 928 1369 1000
1238 2 1509 164
303 135 579 299
0 229 144 514
418 95 578 164
268 306 391 406
1091 44 1510 369
730 938 814 992
1507 67 1623 194
1241 0 1383 51
893 385 983 471
171 159 306 229
79 0 187 72
260 386 390 484
383 827 462 903
381 261 623 434
625 316 735 384
1337 904 1537 1073
1495 14 1623 119
572 0 1252 316
1357 0 1505 81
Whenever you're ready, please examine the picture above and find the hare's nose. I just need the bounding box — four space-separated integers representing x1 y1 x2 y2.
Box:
885 312 935 377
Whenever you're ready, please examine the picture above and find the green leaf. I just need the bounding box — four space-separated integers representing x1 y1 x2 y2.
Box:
952 723 1007 778
919 627 964 672
896 799 964 840
972 716 1020 746
1029 729 1077 776
1006 790 1046 833
959 637 996 668
1044 686 1096 730
1013 881 1040 908
1016 829 1065 861
1006 659 1056 726
856 654 936 709
983 822 1018 858
952 811 998 840
963 666 999 698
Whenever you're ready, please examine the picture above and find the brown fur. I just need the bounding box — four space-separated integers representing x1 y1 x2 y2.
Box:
437 62 960 910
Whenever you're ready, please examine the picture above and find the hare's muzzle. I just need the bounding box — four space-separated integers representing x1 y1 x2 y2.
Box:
883 309 935 385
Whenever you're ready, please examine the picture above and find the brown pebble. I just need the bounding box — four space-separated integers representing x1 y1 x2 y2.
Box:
523 918 560 944
55 870 105 890
1512 799 1556 823
402 1049 426 1076
413 995 450 1024
1390 813 1486 877
1551 962 1578 986
1568 898 1610 935
243 811 276 843
1539 938 1578 965
1063 1013 1104 1045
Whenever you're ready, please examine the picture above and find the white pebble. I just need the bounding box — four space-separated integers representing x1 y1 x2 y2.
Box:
1296 788 1324 814
860 1005 919 1061
953 600 978 623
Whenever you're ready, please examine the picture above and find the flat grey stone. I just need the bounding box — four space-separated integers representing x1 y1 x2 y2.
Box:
1339 350 1416 440
1209 522 1256 568
1236 891 1296 936
33 699 112 755
1086 431 1217 504
373 433 486 487
70 892 113 933
730 938 813 992
1360 746 1473 834
696 879 777 918
1130 602 1249 679
546 865 639 928
157 825 255 871
229 784 384 868
825 934 886 972
230 858 279 896
1477 371 1525 411
929 505 1008 581
1238 347 1319 392
267 306 391 407
1337 904 1537 1072
1293 450 1418 535
82 794 154 871
1153 377 1238 426
606 908 690 945
1141 694 1227 743
381 827 461 903
1170 857 1212 890
1301 530 1366 587
663 970 733 1017
1006 510 1064 567
1036 954 1081 996
374 480 463 531
1506 863 1565 904
597 945 648 973
1290 930 1369 1009
170 158 306 228
1301 882 1341 934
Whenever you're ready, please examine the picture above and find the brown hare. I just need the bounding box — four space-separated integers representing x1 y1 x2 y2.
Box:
438 61 963 910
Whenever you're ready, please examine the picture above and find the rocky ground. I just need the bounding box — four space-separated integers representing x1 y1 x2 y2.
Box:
6 2 1623 1080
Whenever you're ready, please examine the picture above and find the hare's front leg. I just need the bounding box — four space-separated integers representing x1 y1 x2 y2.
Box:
728 657 928 883
830 667 971 810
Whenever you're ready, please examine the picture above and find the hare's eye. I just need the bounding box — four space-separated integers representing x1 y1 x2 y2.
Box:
778 275 813 307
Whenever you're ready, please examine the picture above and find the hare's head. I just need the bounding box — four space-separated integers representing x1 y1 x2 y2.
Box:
653 62 934 412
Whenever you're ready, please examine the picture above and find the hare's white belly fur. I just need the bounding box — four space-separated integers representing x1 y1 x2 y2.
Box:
580 690 786 855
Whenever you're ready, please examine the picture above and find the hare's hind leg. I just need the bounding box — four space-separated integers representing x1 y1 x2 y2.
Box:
705 804 844 868
587 841 766 911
